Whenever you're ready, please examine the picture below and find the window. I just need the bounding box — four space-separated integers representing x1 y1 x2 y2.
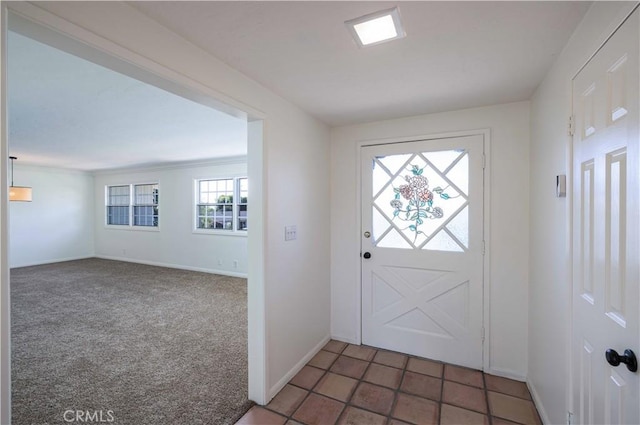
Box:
196 177 247 232
133 184 159 227
106 183 159 228
107 185 130 225
237 178 248 231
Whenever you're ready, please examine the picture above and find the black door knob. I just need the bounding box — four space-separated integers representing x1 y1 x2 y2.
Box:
363 252 371 259
605 349 638 372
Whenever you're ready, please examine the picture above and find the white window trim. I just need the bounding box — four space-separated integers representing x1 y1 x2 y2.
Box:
105 182 160 231
193 176 248 236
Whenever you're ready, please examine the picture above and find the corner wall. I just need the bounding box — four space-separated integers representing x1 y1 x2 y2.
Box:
9 165 94 268
528 3 637 423
330 101 530 379
93 160 248 277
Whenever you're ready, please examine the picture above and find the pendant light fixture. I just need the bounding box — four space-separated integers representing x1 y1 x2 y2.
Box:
9 156 32 202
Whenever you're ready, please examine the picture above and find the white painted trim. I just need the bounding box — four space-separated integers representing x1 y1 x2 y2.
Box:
486 366 526 382
528 378 551 425
354 139 363 345
95 255 248 279
355 128 492 371
93 156 248 176
267 334 330 402
10 256 95 270
247 120 267 404
0 4 11 423
330 334 359 345
481 129 493 374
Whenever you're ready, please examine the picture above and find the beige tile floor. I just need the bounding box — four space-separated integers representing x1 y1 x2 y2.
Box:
236 340 542 425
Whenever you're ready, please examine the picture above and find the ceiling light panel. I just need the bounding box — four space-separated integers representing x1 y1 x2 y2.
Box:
346 7 406 48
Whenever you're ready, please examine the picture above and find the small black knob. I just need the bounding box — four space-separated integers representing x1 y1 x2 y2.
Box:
363 252 371 259
606 349 638 372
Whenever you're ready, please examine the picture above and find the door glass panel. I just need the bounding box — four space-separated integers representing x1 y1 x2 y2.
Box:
372 207 390 242
424 150 462 172
447 205 469 248
371 149 469 251
378 154 412 176
423 230 464 252
377 227 412 249
446 153 469 195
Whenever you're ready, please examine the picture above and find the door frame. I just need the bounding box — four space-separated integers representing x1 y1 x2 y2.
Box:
0 3 269 421
567 4 640 421
355 128 492 372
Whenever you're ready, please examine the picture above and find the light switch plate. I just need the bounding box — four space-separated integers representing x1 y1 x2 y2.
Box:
285 225 297 241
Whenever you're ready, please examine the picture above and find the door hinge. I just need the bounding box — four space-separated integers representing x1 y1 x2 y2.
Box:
482 154 486 169
482 240 486 255
568 115 575 137
567 411 574 425
481 327 485 342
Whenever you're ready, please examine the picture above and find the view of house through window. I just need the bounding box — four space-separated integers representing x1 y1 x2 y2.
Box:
107 185 131 225
106 183 159 227
197 177 248 231
134 184 159 227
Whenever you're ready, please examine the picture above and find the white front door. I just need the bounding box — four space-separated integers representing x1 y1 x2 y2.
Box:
572 9 640 425
361 135 485 369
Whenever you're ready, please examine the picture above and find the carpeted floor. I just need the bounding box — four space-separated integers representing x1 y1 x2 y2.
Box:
11 258 252 425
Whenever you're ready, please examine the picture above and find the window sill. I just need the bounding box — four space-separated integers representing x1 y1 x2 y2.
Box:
192 229 248 237
105 225 160 232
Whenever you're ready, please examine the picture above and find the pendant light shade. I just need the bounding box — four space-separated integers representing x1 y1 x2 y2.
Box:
9 156 32 202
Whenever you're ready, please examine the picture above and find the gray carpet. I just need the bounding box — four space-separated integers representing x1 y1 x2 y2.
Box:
11 258 252 425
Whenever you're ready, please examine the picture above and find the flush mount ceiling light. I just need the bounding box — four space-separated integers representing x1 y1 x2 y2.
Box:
346 7 406 48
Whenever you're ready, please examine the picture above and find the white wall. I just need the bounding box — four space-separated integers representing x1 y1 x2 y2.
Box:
528 3 637 424
9 164 94 268
6 1 332 406
93 160 248 277
331 101 530 379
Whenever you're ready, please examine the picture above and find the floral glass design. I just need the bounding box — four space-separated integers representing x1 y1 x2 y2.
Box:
390 164 454 243
371 149 469 251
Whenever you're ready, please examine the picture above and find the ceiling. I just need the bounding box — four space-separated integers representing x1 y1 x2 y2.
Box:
9 1 591 170
131 1 591 126
8 30 247 171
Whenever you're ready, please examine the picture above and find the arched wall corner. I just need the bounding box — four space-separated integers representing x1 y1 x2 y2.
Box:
1 3 11 423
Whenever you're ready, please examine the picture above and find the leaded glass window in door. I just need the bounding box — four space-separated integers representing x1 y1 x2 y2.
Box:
371 149 469 252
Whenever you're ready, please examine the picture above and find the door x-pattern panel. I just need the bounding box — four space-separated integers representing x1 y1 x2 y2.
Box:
371 265 471 340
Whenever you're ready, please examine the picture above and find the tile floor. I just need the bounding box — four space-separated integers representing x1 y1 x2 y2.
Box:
236 340 542 425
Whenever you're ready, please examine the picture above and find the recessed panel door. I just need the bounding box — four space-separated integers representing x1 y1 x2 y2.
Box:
361 135 484 368
572 9 639 425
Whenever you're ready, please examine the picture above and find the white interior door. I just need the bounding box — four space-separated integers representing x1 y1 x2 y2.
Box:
361 135 484 369
572 9 640 425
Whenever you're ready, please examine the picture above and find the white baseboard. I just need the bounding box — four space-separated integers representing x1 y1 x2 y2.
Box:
330 334 359 345
95 255 248 278
10 255 94 269
485 366 527 382
527 378 550 425
267 334 331 402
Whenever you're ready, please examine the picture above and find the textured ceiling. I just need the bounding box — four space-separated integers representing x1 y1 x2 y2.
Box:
8 31 247 171
132 1 591 126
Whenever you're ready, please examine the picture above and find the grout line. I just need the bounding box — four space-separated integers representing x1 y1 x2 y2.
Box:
257 341 537 425
483 372 494 425
438 371 445 425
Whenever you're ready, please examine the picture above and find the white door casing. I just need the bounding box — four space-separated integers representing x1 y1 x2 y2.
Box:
361 135 484 369
572 9 640 425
